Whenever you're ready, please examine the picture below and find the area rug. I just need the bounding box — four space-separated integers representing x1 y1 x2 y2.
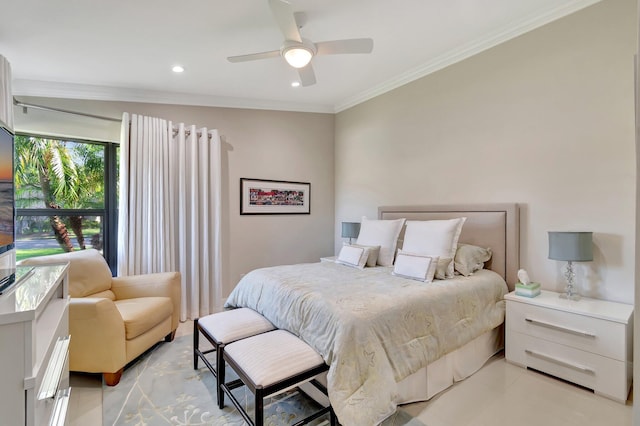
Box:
103 334 426 426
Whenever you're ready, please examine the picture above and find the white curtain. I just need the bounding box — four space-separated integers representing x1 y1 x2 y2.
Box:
118 113 222 321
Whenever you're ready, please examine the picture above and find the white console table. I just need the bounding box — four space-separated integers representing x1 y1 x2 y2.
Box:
0 263 70 426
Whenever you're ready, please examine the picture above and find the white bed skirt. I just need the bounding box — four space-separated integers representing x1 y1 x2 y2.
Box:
300 325 504 407
396 324 504 403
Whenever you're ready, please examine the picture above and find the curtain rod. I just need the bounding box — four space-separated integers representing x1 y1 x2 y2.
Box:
13 98 122 123
13 98 214 139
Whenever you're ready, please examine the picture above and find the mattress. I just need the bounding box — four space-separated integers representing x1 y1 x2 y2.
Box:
224 261 508 426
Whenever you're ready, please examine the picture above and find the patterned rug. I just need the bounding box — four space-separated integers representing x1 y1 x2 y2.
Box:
103 334 426 426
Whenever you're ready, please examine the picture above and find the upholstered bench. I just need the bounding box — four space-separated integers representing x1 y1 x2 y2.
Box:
220 329 336 426
193 308 276 407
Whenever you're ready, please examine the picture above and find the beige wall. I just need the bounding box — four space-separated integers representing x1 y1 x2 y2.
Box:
335 0 636 304
13 99 335 301
11 0 636 307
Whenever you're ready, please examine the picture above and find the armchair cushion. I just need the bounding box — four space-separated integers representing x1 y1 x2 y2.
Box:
111 271 181 332
115 297 173 340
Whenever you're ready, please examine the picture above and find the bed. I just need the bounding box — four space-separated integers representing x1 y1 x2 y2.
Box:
224 204 519 425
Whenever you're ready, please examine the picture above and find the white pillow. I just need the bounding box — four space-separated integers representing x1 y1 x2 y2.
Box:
402 218 466 278
347 243 381 267
392 250 439 282
356 217 406 266
335 244 370 269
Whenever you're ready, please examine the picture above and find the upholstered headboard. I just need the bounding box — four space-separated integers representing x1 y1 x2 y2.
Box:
378 204 520 291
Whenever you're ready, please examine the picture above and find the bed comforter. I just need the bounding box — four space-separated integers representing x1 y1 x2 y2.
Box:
224 262 508 426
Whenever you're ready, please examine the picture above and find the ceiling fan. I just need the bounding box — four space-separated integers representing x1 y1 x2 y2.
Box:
227 0 374 87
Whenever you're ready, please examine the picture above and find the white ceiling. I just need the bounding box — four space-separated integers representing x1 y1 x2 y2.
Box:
1 0 600 113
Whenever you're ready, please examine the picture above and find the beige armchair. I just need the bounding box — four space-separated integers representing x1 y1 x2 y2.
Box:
19 249 181 386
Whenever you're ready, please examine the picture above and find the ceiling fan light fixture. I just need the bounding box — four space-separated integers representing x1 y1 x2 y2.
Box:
283 46 313 68
281 40 315 68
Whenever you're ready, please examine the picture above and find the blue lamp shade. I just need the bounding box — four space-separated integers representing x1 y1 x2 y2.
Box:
548 232 593 262
341 222 361 239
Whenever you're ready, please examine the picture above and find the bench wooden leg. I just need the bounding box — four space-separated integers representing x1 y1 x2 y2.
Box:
193 319 200 369
103 368 124 386
255 388 264 426
217 343 225 409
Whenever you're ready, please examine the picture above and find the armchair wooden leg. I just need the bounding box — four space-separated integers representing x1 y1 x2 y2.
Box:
165 329 177 342
104 369 124 386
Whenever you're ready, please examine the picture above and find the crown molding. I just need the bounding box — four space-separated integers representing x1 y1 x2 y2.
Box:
334 0 602 113
12 0 601 115
12 79 335 114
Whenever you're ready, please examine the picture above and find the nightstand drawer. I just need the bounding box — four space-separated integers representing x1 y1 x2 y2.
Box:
507 330 630 402
507 301 627 360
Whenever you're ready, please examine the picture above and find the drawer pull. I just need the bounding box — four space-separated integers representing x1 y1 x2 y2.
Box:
49 388 71 426
38 336 70 400
525 349 595 374
525 317 596 338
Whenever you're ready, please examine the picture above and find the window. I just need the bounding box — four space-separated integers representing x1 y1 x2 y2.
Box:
14 134 119 272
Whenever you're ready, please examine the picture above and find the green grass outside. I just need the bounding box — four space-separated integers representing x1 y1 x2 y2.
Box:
18 227 101 238
16 227 101 261
16 247 66 261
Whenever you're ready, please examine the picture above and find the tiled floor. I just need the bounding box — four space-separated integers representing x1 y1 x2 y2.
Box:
66 321 194 425
401 355 633 426
68 321 633 426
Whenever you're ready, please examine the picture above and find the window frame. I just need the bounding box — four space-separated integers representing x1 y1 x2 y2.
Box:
14 133 119 273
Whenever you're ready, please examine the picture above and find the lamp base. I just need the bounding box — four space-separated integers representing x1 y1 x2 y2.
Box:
559 261 580 301
559 292 581 301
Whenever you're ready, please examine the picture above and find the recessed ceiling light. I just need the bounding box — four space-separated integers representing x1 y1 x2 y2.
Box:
291 81 301 88
172 65 185 73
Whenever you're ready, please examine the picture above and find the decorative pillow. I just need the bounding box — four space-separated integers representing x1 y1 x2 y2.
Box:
347 243 381 267
434 257 453 280
454 243 492 276
356 217 406 266
392 250 439 282
401 217 466 278
335 244 371 269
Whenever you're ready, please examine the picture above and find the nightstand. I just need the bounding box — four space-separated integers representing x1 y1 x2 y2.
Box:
505 290 633 402
320 256 336 263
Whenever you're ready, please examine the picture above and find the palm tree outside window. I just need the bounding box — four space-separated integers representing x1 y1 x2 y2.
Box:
14 134 119 272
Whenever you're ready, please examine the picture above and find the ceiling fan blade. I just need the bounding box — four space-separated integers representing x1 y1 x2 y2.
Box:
227 50 280 63
297 64 316 87
315 38 374 55
268 0 302 42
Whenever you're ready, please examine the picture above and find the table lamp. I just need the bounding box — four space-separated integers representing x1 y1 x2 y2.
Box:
341 222 361 244
548 231 593 300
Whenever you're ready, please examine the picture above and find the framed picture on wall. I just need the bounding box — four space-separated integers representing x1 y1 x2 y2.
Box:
240 178 311 215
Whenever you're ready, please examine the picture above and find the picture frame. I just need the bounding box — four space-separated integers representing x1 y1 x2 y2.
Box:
240 178 311 215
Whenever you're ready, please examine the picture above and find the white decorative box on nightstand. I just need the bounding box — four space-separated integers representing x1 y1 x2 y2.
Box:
505 290 633 402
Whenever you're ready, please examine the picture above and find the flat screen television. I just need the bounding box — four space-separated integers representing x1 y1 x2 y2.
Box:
0 124 15 292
